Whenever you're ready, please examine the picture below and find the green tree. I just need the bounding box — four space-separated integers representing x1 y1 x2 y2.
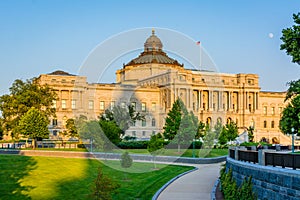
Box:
120 151 133 169
196 121 206 139
0 119 3 140
78 120 104 151
280 95 300 135
247 126 254 142
120 151 133 180
17 107 50 148
163 98 185 140
147 133 164 169
199 125 216 157
174 111 198 152
280 12 300 65
285 79 300 100
100 105 144 135
214 120 223 139
218 122 239 145
91 167 120 200
226 121 239 142
279 79 300 135
0 78 56 139
99 120 122 150
64 118 79 138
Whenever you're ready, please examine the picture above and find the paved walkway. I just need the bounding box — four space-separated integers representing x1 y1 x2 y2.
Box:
157 162 224 200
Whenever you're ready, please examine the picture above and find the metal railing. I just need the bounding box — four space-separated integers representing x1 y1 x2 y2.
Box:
265 152 300 170
230 147 300 170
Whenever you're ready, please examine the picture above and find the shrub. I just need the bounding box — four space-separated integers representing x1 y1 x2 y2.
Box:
220 165 257 200
117 141 148 149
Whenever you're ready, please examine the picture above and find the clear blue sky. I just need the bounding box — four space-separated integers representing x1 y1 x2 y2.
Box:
0 0 300 95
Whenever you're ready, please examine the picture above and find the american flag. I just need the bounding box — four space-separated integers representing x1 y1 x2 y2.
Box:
196 41 200 45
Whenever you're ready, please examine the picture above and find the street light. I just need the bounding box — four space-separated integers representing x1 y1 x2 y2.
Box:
192 139 195 158
292 127 295 153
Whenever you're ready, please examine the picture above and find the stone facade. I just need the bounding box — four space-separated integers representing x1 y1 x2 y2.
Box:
37 31 290 143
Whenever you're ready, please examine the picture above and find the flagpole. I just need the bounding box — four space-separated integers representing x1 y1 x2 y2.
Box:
200 42 202 70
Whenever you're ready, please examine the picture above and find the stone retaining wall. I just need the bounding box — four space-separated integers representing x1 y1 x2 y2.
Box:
227 157 300 200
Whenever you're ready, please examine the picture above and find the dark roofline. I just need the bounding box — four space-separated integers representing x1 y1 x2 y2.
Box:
48 70 76 76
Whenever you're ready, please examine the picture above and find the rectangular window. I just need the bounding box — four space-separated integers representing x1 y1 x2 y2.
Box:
110 101 115 110
263 120 267 128
263 106 267 115
52 100 57 108
142 131 146 136
100 101 105 110
132 131 136 137
152 131 156 135
89 100 94 109
62 99 67 109
142 119 146 127
152 118 156 127
142 102 146 111
271 121 275 128
131 121 136 126
271 107 275 115
151 102 156 111
52 119 58 126
131 102 136 110
71 100 76 109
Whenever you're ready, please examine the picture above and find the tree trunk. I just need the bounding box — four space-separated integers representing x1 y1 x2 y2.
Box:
177 143 181 153
32 138 37 149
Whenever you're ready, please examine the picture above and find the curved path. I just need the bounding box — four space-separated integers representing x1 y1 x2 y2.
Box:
157 162 223 200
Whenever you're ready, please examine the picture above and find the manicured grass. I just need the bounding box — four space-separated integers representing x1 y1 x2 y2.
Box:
22 147 88 152
110 148 228 158
1 147 228 157
0 155 193 200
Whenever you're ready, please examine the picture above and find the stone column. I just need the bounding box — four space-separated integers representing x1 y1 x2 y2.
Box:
209 90 213 110
200 90 203 110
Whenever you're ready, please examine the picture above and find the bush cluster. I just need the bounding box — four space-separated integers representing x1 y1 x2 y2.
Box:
117 141 149 149
220 166 257 200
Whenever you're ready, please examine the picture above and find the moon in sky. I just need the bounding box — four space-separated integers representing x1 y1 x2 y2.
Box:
268 33 274 38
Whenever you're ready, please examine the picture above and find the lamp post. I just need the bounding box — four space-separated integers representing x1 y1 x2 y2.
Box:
192 139 195 158
292 127 295 153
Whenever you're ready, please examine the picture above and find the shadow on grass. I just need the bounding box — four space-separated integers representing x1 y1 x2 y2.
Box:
0 155 37 200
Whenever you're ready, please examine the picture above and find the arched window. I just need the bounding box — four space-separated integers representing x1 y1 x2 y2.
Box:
227 117 232 124
206 117 212 126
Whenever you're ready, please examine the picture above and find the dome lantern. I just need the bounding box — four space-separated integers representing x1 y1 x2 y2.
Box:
144 29 163 51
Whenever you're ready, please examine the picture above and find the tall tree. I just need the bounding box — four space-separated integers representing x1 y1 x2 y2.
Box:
280 95 300 135
218 122 239 145
285 79 300 101
163 98 185 140
91 167 120 200
63 118 79 138
99 120 122 150
196 121 206 139
174 111 198 152
17 107 50 148
247 126 254 142
100 105 144 136
280 12 300 65
147 133 164 169
0 78 56 138
280 79 300 136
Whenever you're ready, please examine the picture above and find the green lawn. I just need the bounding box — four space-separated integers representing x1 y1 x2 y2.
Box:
0 155 193 200
110 148 228 158
3 147 228 157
